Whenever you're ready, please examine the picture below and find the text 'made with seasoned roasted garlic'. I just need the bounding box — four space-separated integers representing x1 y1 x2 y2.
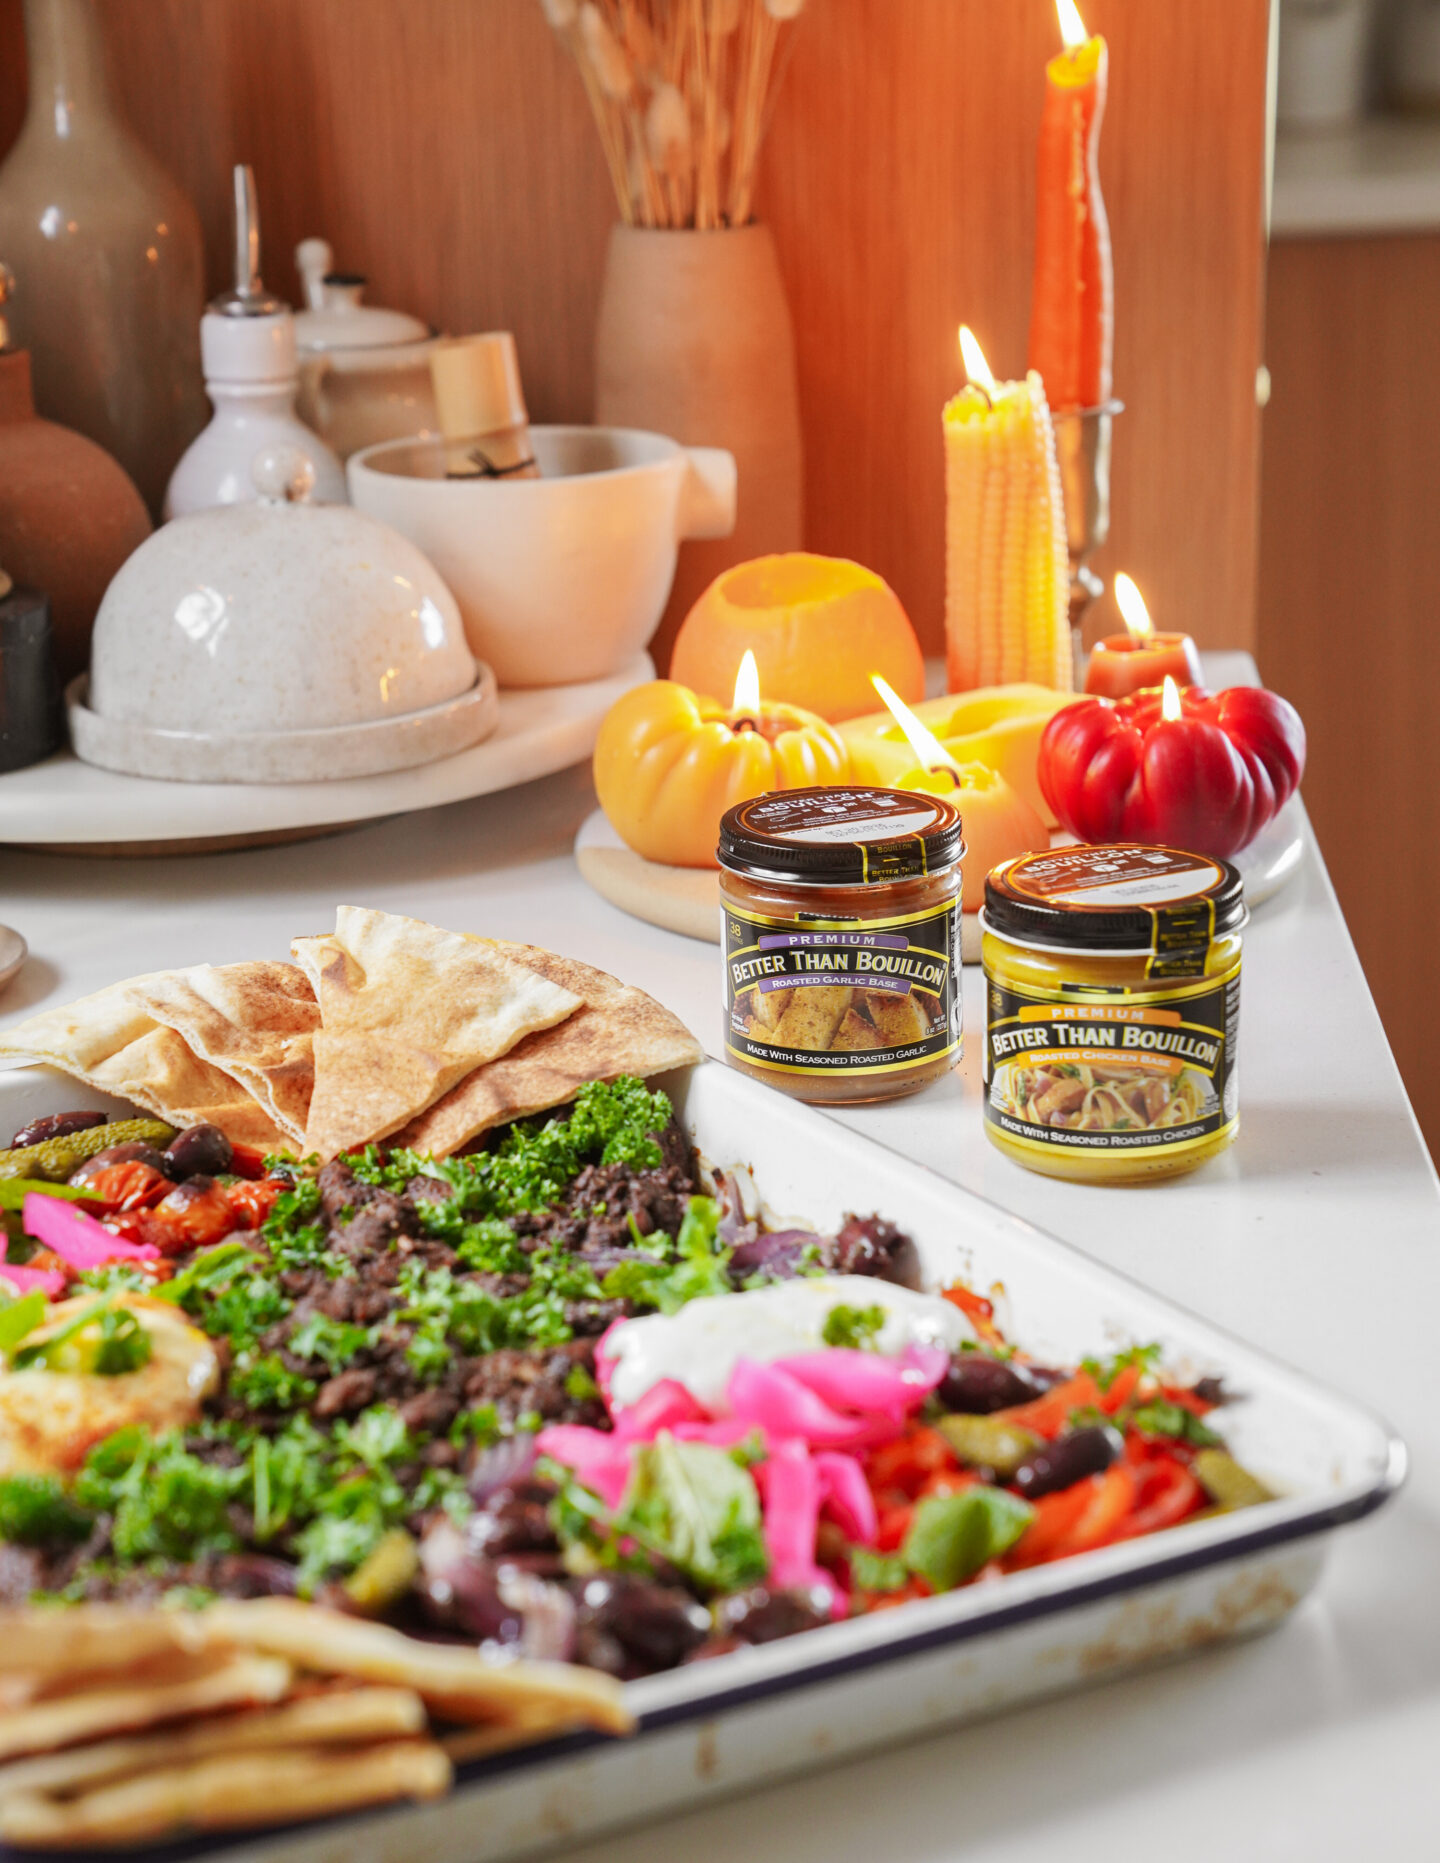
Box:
718 786 964 1105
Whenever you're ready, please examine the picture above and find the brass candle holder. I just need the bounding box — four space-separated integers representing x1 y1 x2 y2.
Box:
1051 399 1123 674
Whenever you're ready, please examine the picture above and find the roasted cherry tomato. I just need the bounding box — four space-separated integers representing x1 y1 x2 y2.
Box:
148 1176 239 1252
75 1160 172 1213
224 1177 283 1230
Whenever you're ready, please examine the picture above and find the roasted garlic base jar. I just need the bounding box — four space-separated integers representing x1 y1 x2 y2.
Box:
718 786 964 1105
981 845 1246 1184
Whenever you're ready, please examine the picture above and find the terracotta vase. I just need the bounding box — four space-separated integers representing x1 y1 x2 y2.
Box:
0 0 208 518
594 223 804 673
0 342 152 687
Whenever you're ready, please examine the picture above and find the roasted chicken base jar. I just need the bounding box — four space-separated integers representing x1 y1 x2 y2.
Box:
981 845 1246 1184
717 786 964 1105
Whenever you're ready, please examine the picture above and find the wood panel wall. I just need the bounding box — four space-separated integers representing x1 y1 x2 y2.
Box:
0 0 1270 662
1258 235 1440 1159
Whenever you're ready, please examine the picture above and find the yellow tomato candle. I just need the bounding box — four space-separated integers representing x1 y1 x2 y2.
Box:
1083 572 1203 700
840 683 1078 827
593 653 848 869
944 328 1073 697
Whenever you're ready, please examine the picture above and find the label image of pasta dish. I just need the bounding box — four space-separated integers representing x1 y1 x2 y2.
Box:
991 1060 1216 1133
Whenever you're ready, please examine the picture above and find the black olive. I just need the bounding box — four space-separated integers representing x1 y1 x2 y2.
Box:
1012 1425 1124 1500
11 1110 107 1150
713 1585 831 1645
937 1354 1050 1414
69 1142 171 1184
163 1123 233 1180
573 1575 710 1676
466 1480 561 1559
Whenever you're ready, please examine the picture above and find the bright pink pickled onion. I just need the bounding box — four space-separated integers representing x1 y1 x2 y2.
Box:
0 1262 65 1298
20 1195 159 1270
781 1346 948 1421
533 1425 633 1509
754 1444 840 1610
611 1379 708 1442
813 1451 877 1545
727 1359 879 1448
671 1417 768 1451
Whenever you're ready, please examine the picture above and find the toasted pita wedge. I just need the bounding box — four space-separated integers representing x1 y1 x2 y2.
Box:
0 983 284 1152
199 1599 632 1734
394 942 703 1159
124 963 318 1147
291 908 582 1160
0 1740 451 1847
0 1688 427 1805
0 1605 218 1684
0 1655 291 1762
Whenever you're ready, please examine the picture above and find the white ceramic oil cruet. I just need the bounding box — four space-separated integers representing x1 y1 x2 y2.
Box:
163 167 346 518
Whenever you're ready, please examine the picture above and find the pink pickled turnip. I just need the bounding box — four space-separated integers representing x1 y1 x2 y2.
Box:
0 1261 65 1298
782 1346 948 1421
20 1195 159 1270
814 1451 877 1545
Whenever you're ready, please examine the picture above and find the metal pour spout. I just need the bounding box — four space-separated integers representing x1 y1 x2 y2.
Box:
209 164 285 318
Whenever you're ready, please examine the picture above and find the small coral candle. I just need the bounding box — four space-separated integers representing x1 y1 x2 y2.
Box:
1083 573 1204 699
594 652 848 868
944 327 1072 696
1028 0 1113 412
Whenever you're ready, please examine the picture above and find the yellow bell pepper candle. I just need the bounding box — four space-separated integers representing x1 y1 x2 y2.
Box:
593 652 849 869
944 327 1072 697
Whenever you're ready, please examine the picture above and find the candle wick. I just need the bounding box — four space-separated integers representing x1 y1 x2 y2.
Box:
732 716 758 734
969 384 994 411
928 764 963 789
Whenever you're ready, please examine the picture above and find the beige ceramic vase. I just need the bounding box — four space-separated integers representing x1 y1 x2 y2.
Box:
0 0 207 518
594 223 804 674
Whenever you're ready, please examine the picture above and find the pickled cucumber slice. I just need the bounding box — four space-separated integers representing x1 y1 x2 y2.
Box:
937 1412 1044 1478
0 1118 175 1183
1193 1449 1275 1511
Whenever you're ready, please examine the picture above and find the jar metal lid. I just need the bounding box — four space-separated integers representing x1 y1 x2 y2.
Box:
984 844 1245 951
718 786 964 885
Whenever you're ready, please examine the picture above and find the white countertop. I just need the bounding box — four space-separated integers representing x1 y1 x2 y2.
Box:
1273 114 1440 236
2 653 1437 1861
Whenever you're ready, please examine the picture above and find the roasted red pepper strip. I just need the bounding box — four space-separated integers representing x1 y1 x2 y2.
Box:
1116 1457 1203 1540
992 1372 1103 1440
227 1143 269 1181
941 1284 1006 1348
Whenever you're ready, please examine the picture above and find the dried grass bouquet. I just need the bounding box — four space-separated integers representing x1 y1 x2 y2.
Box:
541 0 806 230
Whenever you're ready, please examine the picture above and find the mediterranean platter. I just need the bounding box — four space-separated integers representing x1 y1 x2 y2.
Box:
0 909 1400 1859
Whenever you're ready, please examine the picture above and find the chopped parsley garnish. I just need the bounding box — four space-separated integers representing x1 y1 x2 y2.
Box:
822 1303 887 1351
1129 1400 1222 1448
600 1196 730 1315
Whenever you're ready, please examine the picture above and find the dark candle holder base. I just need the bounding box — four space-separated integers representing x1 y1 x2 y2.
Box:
1051 399 1123 680
0 582 64 773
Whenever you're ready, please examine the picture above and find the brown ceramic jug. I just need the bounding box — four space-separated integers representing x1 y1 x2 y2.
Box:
0 268 151 688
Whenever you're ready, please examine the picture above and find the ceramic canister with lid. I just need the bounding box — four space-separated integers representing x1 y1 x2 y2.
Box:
981 844 1246 1185
717 785 965 1106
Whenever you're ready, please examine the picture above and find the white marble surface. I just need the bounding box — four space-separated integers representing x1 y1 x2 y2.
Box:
0 654 1436 1861
1273 114 1440 236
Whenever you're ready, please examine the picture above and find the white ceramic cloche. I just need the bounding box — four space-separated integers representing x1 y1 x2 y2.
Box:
293 239 439 462
71 446 497 784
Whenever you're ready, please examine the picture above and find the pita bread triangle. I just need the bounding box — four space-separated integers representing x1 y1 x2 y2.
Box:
291 907 583 1161
391 941 703 1158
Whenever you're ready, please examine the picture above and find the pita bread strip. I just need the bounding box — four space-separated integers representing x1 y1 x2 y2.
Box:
396 942 702 1158
0 1688 427 1805
200 1599 632 1734
0 1605 224 1684
440 1707 583 1763
0 1655 291 1762
0 1739 451 1847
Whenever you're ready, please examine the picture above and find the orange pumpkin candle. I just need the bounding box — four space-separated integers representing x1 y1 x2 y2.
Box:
1083 572 1203 700
593 652 848 869
1028 0 1113 413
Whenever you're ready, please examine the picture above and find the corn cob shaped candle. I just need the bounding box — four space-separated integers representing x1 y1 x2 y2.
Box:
943 328 1073 694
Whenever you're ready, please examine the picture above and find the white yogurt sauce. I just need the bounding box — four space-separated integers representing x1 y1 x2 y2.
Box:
604 1276 976 1413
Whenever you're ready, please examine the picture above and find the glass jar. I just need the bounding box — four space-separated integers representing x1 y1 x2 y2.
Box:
981 845 1246 1184
717 786 964 1105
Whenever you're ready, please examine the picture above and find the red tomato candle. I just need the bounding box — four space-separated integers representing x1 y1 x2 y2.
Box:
1028 0 1114 413
1084 572 1203 699
1038 675 1307 861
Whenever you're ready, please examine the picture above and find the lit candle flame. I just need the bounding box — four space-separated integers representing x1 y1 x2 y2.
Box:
1161 674 1183 722
731 649 761 717
1056 0 1089 51
871 674 962 779
1113 572 1153 641
958 325 998 400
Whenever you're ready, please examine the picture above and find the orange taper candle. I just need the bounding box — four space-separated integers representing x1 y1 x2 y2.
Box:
1028 0 1113 413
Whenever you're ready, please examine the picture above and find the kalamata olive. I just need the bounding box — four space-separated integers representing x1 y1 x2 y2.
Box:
163 1123 233 1180
467 1479 561 1559
10 1110 107 1150
713 1585 831 1645
1012 1424 1124 1500
69 1142 171 1184
573 1574 711 1676
937 1353 1050 1414
828 1214 923 1290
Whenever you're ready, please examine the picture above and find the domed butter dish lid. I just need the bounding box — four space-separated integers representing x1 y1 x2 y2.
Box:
68 446 497 784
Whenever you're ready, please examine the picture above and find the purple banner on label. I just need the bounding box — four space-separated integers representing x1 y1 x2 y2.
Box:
757 932 909 951
757 973 915 995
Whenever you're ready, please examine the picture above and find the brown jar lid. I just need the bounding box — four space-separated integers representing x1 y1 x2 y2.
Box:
985 844 1245 952
718 786 964 885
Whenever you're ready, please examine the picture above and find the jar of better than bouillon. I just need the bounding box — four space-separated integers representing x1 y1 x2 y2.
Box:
717 786 965 1105
981 844 1246 1184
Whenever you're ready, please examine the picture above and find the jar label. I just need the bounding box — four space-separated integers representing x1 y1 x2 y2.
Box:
723 900 962 1075
983 970 1240 1154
